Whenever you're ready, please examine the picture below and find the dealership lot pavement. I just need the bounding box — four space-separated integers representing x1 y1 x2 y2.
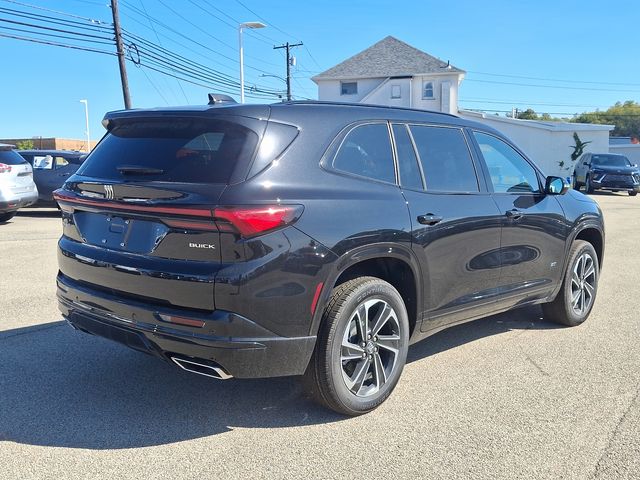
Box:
1 194 639 480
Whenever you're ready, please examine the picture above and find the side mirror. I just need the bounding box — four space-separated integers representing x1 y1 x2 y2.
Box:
545 176 569 195
582 161 590 166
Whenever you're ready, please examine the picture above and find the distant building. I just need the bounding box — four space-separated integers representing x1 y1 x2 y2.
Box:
312 36 464 114
0 137 96 152
313 36 614 177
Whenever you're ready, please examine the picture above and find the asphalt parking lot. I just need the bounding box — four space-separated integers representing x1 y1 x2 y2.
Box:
1 194 639 480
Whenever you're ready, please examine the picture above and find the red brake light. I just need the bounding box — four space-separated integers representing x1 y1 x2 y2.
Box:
0 163 12 173
213 205 303 238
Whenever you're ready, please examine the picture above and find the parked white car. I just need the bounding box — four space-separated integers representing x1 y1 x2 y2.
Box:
0 143 38 223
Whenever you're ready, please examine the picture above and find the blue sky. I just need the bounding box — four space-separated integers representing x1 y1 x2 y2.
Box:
1 0 639 141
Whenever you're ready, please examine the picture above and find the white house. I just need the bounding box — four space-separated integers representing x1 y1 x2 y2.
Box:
313 36 614 178
312 36 464 114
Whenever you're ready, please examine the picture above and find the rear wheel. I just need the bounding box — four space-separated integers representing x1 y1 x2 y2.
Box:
305 276 409 416
542 240 598 327
0 212 16 223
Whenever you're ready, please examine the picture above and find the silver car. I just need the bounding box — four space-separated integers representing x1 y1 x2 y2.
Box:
0 144 38 223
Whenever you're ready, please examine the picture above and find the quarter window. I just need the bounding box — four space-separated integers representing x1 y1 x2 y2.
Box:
333 123 395 184
341 82 358 95
473 132 541 193
409 125 479 192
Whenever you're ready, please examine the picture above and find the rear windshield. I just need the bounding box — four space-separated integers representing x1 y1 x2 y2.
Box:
591 154 631 167
0 150 28 165
77 118 259 183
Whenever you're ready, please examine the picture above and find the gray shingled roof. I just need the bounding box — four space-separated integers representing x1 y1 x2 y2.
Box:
312 36 464 82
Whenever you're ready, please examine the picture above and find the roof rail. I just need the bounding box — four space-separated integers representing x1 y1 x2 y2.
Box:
208 93 237 105
277 100 459 118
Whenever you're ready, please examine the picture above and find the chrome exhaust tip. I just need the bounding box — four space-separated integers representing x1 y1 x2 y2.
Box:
170 356 233 380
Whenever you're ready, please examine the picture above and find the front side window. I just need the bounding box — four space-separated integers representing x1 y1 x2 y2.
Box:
341 82 358 95
423 81 434 99
409 125 479 192
333 123 395 183
473 131 541 194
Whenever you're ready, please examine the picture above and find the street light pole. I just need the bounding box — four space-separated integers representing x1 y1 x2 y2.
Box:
238 21 266 103
79 99 90 152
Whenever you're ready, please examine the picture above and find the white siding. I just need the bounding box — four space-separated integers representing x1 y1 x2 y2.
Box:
316 78 386 103
609 144 640 165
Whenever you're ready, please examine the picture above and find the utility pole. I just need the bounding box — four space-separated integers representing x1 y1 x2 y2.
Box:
110 0 131 109
273 42 303 101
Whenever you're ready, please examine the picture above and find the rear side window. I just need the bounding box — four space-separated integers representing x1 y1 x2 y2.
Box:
0 150 28 165
409 125 479 192
392 124 423 190
77 119 259 184
333 123 395 183
473 131 541 194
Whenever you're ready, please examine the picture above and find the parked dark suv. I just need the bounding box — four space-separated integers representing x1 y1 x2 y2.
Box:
18 150 86 205
573 152 640 196
54 98 605 415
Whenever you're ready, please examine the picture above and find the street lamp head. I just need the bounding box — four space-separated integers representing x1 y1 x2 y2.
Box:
79 99 88 104
239 21 266 30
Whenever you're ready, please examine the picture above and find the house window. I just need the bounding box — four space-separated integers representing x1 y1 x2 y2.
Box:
341 82 358 95
423 81 434 99
391 85 401 99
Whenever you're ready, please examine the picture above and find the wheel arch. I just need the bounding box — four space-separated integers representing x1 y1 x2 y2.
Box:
309 243 422 340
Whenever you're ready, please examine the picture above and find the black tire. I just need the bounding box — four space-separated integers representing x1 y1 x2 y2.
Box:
0 212 16 223
571 174 580 191
585 175 594 194
305 276 410 416
542 240 599 327
629 191 637 196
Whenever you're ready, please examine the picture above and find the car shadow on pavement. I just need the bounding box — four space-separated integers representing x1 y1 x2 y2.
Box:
16 208 60 218
0 305 558 450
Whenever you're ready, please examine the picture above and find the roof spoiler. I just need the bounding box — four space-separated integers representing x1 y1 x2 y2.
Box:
208 93 237 105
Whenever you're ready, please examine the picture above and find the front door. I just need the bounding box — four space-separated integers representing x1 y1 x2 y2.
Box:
471 131 569 305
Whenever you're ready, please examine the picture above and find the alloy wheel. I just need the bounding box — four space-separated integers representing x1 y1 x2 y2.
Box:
340 298 401 397
570 252 596 316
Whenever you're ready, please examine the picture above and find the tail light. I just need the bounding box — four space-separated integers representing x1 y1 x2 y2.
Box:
214 205 303 238
0 163 12 173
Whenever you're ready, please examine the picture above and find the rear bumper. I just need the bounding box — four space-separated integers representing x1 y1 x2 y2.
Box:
0 190 38 212
57 273 316 379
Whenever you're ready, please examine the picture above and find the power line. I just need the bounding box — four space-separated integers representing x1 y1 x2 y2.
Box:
467 70 640 88
0 31 116 54
466 77 640 94
0 0 110 24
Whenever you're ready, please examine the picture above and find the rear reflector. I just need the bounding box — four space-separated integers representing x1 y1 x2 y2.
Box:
158 314 206 328
213 205 303 238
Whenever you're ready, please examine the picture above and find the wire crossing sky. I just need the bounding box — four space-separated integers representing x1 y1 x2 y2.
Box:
0 0 638 139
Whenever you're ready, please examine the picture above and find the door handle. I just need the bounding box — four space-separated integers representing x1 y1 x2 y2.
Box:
505 209 524 220
417 213 443 226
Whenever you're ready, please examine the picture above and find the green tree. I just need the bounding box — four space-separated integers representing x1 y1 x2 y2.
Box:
15 139 34 150
572 100 640 136
517 108 539 120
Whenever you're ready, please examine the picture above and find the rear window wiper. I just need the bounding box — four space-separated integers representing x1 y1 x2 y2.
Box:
116 165 164 175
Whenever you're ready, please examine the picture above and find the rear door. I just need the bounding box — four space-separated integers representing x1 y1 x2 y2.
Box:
56 115 262 312
393 123 503 332
470 130 568 303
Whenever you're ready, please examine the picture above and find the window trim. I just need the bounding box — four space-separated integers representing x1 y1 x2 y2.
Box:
340 81 358 96
390 122 425 191
325 121 399 186
406 123 483 194
390 84 401 99
422 81 435 100
469 129 544 195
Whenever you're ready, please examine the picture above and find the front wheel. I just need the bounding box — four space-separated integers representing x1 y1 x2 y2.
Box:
542 240 599 327
629 190 638 197
585 175 594 194
571 174 580 191
0 212 16 223
305 276 409 416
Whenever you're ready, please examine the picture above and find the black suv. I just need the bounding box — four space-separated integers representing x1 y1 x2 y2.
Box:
573 152 640 196
54 99 605 415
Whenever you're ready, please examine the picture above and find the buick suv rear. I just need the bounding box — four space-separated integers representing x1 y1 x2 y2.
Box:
56 98 605 415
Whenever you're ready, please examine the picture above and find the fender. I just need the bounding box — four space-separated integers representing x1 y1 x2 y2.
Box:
548 217 605 301
307 241 424 338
